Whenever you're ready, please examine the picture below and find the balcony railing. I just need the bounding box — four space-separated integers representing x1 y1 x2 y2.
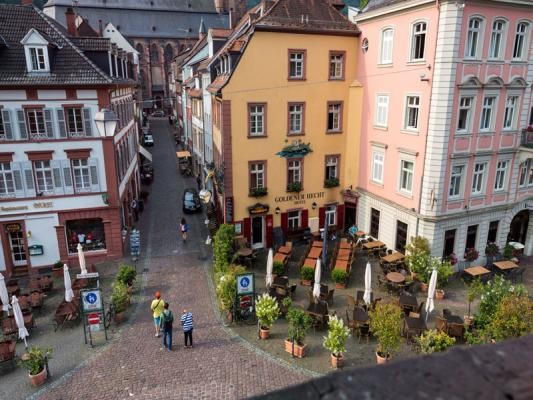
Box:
520 128 533 148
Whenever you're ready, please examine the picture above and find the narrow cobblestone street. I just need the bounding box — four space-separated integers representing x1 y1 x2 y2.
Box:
35 119 310 400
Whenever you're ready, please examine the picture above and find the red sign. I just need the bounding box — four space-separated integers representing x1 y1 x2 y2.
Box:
87 313 100 325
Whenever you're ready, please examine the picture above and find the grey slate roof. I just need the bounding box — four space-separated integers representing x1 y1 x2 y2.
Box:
0 5 129 86
364 0 408 12
44 0 218 12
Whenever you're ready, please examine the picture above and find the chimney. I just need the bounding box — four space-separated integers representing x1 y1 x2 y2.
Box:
98 19 103 37
65 7 77 36
214 0 225 13
20 0 33 6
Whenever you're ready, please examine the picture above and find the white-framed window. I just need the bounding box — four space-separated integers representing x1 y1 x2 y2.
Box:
66 108 84 136
0 111 7 140
512 22 528 60
371 151 384 184
289 51 305 79
480 96 496 131
471 162 486 195
411 21 427 61
325 155 338 180
33 160 54 194
0 163 15 198
457 96 473 133
449 165 464 198
71 159 91 193
249 104 265 136
26 108 47 138
375 95 389 127
494 160 509 191
325 204 336 226
288 210 301 230
518 159 533 187
404 95 420 131
288 160 301 184
250 162 265 189
503 96 518 130
399 159 414 194
29 47 47 71
327 103 342 132
329 52 344 79
489 19 506 59
466 17 482 59
380 28 394 64
288 103 303 134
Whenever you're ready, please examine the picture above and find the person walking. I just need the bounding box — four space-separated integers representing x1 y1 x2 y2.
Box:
161 302 174 351
181 309 194 348
150 292 165 337
180 218 189 242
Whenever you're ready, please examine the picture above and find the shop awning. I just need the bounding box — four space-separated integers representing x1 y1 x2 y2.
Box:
139 146 153 162
176 151 191 158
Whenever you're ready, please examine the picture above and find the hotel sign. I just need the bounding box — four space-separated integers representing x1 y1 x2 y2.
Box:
274 191 325 205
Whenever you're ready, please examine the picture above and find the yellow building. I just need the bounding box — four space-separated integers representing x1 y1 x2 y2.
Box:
208 0 362 248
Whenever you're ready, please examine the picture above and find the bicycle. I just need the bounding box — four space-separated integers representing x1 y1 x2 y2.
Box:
104 301 116 329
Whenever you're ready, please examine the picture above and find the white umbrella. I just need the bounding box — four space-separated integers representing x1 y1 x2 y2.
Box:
425 268 438 321
266 248 273 288
77 243 88 275
0 273 11 315
313 258 322 300
64 264 74 302
11 295 29 347
363 261 372 305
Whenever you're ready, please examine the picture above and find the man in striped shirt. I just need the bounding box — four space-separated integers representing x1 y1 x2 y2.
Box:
180 309 194 348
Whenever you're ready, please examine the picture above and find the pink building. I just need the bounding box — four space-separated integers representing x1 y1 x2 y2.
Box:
352 0 533 263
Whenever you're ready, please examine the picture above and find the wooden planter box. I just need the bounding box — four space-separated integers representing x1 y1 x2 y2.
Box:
284 339 307 358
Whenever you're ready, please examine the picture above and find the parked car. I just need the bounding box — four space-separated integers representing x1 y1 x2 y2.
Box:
182 188 202 213
143 134 154 147
151 110 165 117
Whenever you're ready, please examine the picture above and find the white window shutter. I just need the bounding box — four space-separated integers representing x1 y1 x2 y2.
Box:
56 109 67 138
51 160 64 195
44 108 54 138
16 109 28 139
10 162 25 198
2 110 13 140
88 158 100 192
21 161 36 197
83 108 93 136
61 159 74 194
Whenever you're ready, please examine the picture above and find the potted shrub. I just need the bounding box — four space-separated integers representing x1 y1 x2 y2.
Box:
485 294 533 341
464 248 479 264
286 181 302 193
331 268 348 289
464 278 482 326
116 264 137 291
255 293 280 340
273 260 285 276
323 315 350 368
405 236 430 279
249 187 268 197
369 303 403 364
52 260 64 278
110 281 129 323
216 265 246 324
484 242 499 266
503 244 514 260
435 260 454 300
300 266 314 286
213 224 236 276
284 307 313 358
417 329 455 354
19 346 53 387
324 177 339 188
280 297 292 317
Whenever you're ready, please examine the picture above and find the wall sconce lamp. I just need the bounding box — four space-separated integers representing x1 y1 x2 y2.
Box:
312 202 317 210
275 207 280 215
26 231 32 238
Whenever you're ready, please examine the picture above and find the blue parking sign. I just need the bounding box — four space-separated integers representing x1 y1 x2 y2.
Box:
236 273 254 295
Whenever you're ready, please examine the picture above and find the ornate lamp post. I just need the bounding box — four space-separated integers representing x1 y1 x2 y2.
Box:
199 189 218 244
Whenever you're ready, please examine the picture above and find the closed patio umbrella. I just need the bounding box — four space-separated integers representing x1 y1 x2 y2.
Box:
0 273 11 315
77 243 88 275
363 261 372 305
313 258 322 300
425 268 438 322
64 264 74 303
11 295 29 347
266 248 273 288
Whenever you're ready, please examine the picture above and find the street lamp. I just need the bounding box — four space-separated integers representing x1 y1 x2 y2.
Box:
94 109 119 137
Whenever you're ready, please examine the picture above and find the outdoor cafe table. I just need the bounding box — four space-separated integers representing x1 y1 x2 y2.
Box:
444 314 464 325
273 275 289 289
302 258 316 270
337 248 351 261
277 246 291 255
334 259 349 271
464 266 491 277
382 252 405 263
339 242 352 250
386 272 405 283
273 253 288 264
312 241 323 248
399 294 418 313
363 240 385 249
493 260 519 271
237 248 253 257
308 247 322 259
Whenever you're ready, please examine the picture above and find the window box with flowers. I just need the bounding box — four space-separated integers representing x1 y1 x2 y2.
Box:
286 181 302 193
249 187 268 197
324 177 339 188
464 248 479 263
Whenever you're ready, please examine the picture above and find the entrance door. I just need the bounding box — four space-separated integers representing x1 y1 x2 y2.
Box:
508 210 529 244
344 205 356 232
9 231 27 267
251 216 264 249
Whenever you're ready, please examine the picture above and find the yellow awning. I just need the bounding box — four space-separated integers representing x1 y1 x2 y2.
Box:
176 151 191 158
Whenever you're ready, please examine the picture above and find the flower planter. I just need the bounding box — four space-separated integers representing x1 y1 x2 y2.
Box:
300 279 312 286
284 339 307 358
335 282 347 289
376 351 389 365
114 311 126 324
28 368 47 387
419 282 429 292
259 327 270 340
435 289 445 300
330 354 344 369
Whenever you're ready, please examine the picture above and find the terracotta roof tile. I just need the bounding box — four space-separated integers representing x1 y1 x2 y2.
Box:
188 88 202 98
209 28 233 38
207 74 229 94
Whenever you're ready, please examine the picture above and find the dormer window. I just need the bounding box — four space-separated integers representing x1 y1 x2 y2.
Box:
30 47 46 71
21 29 51 73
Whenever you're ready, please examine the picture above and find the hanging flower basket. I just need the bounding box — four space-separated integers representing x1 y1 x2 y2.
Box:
276 142 313 158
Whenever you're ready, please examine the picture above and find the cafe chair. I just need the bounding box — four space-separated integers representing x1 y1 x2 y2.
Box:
325 289 335 306
447 323 464 341
435 316 448 333
289 284 297 299
346 294 356 310
345 310 357 336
